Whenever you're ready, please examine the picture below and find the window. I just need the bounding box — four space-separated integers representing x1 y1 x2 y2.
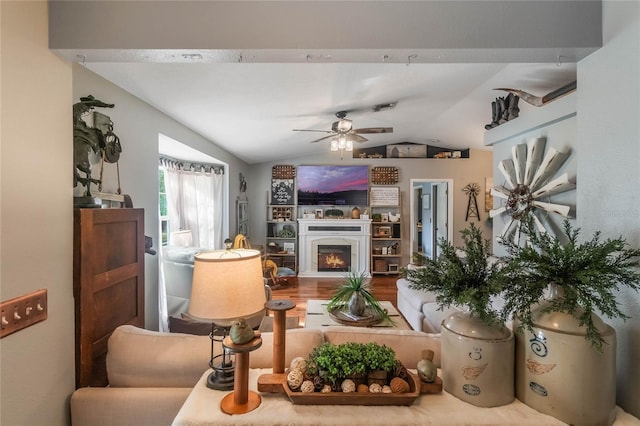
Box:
159 167 170 246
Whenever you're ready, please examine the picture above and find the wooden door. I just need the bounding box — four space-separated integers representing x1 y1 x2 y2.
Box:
73 208 145 388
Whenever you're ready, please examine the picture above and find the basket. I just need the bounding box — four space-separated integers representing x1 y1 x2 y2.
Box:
374 260 388 272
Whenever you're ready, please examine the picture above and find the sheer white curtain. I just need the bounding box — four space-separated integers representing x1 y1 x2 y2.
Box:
159 161 224 331
163 163 224 249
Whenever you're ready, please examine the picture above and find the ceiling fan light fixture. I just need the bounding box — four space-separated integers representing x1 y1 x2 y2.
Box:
337 119 352 132
330 139 339 151
346 140 353 151
338 135 347 149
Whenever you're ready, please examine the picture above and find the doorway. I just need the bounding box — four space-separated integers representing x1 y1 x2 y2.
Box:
410 179 454 260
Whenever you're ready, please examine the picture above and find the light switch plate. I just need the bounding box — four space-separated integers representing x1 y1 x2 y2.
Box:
1 289 47 338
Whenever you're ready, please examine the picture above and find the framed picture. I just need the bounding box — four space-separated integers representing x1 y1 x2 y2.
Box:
237 199 248 236
283 242 295 254
315 209 324 219
388 264 399 272
370 186 400 206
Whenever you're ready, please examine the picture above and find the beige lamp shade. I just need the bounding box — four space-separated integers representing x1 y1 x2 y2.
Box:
188 249 266 327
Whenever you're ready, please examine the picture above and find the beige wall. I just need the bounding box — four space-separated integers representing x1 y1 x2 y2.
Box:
1 2 75 425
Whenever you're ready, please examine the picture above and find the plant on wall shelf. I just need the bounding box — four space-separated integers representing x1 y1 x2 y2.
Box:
499 219 640 350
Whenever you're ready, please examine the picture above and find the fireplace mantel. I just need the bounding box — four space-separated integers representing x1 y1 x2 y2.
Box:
297 219 371 278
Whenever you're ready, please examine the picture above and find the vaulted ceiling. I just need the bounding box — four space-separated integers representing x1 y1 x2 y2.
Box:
51 1 600 164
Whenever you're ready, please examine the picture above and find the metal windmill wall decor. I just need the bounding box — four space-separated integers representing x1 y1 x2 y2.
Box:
462 183 481 221
489 137 575 244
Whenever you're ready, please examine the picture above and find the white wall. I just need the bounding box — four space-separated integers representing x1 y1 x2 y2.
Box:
248 149 493 266
577 0 640 417
1 2 75 425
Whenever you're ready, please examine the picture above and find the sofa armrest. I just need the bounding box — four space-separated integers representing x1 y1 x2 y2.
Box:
70 387 191 426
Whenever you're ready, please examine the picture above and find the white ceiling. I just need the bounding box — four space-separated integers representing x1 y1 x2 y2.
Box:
86 61 576 164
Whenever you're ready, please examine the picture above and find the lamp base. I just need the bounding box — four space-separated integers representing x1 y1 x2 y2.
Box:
220 390 261 415
206 365 235 390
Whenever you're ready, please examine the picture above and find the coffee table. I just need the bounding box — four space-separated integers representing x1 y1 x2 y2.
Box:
304 299 410 330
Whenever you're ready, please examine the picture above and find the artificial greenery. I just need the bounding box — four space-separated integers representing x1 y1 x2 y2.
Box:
326 271 392 323
500 219 640 351
305 342 398 384
401 223 505 325
363 342 398 372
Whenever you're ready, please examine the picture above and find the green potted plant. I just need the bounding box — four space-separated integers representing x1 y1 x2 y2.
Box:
402 223 514 407
499 219 640 425
364 342 398 385
326 271 392 323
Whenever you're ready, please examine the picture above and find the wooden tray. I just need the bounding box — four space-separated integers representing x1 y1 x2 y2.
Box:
258 372 442 406
328 307 384 327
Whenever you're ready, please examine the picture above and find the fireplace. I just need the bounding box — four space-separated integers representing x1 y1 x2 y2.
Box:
317 245 351 272
298 219 371 277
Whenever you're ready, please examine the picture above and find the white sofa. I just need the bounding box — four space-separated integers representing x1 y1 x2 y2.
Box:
396 278 459 333
70 325 441 426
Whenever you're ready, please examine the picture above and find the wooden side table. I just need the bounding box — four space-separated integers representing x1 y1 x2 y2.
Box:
220 333 262 415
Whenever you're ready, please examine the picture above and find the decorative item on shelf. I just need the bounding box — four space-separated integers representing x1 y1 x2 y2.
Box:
188 244 268 391
401 223 513 407
272 165 296 179
371 166 399 185
484 93 519 129
499 219 640 426
276 225 295 238
324 208 344 219
73 95 123 208
351 206 361 219
462 183 481 221
326 272 392 324
494 80 576 108
371 213 382 222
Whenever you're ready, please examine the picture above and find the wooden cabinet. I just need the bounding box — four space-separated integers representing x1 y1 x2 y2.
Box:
370 187 402 275
266 205 297 271
73 208 145 388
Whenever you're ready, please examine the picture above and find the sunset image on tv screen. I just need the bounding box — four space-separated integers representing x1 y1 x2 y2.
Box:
297 165 369 205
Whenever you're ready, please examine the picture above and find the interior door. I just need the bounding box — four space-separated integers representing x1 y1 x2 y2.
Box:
410 179 453 261
74 208 145 387
434 182 449 258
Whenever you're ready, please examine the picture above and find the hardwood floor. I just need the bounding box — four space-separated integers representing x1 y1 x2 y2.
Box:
265 276 399 327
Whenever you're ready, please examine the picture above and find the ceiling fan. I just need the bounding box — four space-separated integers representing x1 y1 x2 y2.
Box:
292 111 393 145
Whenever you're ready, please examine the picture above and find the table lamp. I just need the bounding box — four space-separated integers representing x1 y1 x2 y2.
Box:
188 245 267 390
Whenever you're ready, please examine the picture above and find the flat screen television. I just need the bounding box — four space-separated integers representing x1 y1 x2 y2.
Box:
297 165 369 206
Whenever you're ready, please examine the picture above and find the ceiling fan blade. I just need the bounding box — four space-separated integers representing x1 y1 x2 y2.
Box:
351 134 368 143
292 129 333 133
352 127 393 134
309 134 336 143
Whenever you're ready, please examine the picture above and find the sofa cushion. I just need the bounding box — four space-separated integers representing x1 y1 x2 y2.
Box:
323 326 441 368
107 325 210 388
396 278 437 311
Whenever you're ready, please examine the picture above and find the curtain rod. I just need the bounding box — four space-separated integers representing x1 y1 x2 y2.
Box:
160 156 224 174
